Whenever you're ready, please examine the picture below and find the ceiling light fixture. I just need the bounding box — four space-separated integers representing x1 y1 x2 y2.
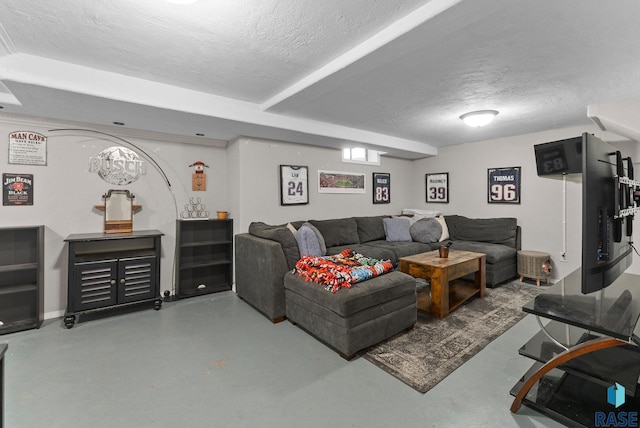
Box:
165 0 199 4
459 110 498 127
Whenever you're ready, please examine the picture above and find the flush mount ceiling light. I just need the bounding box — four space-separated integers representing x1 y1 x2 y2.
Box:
165 0 199 4
459 110 499 127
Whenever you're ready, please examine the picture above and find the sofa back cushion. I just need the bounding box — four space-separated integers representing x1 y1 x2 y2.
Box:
355 216 388 243
445 215 518 247
249 222 300 269
410 218 443 243
383 217 412 242
309 217 360 248
295 224 323 257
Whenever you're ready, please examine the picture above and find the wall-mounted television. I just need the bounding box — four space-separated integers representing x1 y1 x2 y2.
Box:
535 133 636 294
581 133 634 294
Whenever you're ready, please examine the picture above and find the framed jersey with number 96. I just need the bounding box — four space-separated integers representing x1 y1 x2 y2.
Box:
487 166 521 204
280 165 309 205
426 172 449 203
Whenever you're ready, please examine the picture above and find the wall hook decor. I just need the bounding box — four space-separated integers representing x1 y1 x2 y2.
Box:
189 160 209 191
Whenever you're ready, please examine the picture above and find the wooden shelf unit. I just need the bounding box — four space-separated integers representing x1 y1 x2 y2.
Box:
175 219 233 298
0 226 44 335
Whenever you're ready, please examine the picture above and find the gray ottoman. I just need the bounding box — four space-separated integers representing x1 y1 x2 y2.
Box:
284 270 417 359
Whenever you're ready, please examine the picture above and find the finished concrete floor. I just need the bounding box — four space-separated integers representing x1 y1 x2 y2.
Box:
2 291 564 427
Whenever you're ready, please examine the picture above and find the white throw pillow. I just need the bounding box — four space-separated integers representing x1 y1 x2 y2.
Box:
434 215 450 242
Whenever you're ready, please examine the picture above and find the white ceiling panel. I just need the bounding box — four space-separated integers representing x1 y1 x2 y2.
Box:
0 0 640 158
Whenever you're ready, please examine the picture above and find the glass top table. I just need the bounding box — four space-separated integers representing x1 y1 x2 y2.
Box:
511 268 640 426
522 267 640 345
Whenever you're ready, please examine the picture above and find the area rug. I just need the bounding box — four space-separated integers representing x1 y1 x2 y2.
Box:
362 280 545 393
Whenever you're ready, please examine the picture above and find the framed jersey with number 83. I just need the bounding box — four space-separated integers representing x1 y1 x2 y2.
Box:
280 165 309 205
372 172 390 204
426 172 449 203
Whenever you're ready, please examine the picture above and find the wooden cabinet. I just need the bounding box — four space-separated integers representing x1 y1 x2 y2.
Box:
0 226 44 335
64 230 163 328
176 219 233 298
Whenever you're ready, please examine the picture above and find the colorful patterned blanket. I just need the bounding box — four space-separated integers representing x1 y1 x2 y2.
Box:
294 249 394 293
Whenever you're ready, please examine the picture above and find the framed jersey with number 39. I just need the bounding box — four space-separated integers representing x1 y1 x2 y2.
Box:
280 165 309 205
487 166 521 204
426 172 449 203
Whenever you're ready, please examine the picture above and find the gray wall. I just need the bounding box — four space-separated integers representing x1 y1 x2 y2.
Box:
228 136 416 232
0 117 227 318
3 114 639 319
413 124 640 280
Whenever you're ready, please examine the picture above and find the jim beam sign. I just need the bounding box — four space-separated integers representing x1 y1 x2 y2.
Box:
9 131 47 165
88 146 147 185
3 173 33 206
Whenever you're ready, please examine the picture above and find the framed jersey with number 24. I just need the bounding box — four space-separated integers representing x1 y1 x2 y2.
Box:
280 165 309 205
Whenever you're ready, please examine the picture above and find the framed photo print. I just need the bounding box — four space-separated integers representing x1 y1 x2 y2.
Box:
372 172 390 204
425 172 449 203
280 165 309 205
318 170 365 194
3 173 34 206
488 166 521 204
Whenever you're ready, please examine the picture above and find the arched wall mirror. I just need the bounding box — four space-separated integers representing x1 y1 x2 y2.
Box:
95 189 141 233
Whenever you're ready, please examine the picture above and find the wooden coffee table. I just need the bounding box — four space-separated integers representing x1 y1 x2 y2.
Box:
399 250 486 318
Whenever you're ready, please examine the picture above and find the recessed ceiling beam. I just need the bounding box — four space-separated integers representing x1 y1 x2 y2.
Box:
260 0 463 111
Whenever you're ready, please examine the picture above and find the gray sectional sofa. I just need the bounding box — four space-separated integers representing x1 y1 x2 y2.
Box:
235 214 520 323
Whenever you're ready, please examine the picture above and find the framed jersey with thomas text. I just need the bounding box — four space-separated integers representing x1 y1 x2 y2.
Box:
487 166 521 204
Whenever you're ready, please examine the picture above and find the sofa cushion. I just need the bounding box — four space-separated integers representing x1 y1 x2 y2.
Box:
249 222 300 270
410 218 442 243
434 215 450 241
445 215 517 247
365 240 437 260
326 244 397 265
309 218 360 247
295 225 323 257
302 222 326 255
383 217 412 242
284 270 416 318
355 216 388 243
449 240 517 264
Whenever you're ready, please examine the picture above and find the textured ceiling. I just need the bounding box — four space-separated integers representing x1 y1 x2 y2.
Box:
1 0 640 158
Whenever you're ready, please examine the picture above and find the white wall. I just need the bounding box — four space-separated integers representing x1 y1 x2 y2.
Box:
230 126 640 282
0 117 227 318
229 136 416 232
4 113 639 318
412 124 634 281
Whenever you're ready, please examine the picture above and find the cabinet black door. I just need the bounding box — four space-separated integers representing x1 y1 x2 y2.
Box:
118 256 158 303
71 260 118 311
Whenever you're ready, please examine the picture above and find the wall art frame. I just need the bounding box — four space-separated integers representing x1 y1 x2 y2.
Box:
372 172 390 204
425 172 449 203
280 165 309 205
487 166 521 204
318 170 365 194
3 173 34 206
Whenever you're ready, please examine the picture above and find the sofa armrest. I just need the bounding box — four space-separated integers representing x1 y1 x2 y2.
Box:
235 233 290 322
515 225 521 250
